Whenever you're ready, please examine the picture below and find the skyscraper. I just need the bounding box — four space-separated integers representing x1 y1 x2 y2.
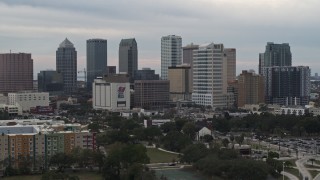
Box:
168 65 192 101
224 48 237 82
237 70 265 107
87 39 108 90
192 43 235 108
161 35 182 80
262 66 310 106
38 70 64 95
259 42 291 74
0 53 33 94
56 38 77 94
183 43 199 92
119 38 138 80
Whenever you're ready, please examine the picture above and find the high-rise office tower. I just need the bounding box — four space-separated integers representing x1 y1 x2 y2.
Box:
237 70 265 107
161 35 182 80
224 48 237 82
119 38 138 80
259 42 291 74
192 43 235 108
134 68 160 80
38 70 64 95
56 38 77 94
183 43 199 92
0 53 33 93
86 39 108 90
183 43 199 65
262 66 310 106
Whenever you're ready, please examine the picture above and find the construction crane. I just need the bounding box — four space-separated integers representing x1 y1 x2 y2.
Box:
77 68 103 84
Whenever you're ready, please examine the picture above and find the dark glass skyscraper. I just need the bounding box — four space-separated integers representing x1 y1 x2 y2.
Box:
56 38 77 94
262 66 310 106
259 42 291 74
87 39 108 90
38 70 64 94
119 38 138 80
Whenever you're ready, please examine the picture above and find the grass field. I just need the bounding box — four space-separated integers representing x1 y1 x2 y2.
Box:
3 172 103 180
147 148 180 163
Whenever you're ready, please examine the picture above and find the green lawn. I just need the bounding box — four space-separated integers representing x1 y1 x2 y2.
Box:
147 148 180 163
309 170 320 178
3 172 103 180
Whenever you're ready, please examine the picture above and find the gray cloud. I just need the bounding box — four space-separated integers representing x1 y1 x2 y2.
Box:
0 0 319 78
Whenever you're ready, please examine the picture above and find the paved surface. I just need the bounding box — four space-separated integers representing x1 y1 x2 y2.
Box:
281 171 299 180
296 157 312 180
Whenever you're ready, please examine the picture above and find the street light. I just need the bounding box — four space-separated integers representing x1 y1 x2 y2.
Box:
283 161 285 180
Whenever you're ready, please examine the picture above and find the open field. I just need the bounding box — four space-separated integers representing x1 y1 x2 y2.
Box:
147 148 179 163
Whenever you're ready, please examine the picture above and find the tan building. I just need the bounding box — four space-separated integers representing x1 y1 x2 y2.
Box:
237 70 265 107
168 65 192 101
224 48 236 82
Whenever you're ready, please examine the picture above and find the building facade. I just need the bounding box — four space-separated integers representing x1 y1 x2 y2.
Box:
106 66 116 76
119 38 138 80
134 80 170 110
168 65 192 101
86 39 108 90
37 70 64 94
183 43 199 92
192 43 235 108
259 42 291 74
134 68 160 80
56 38 77 93
0 126 96 169
0 53 33 94
8 92 49 111
161 35 182 80
237 70 265 107
224 48 237 82
92 75 130 111
262 66 310 106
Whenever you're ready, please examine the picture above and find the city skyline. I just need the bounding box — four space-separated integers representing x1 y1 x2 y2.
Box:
0 0 319 78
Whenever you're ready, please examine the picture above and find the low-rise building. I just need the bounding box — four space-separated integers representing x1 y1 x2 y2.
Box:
0 125 96 169
274 106 306 115
8 92 49 111
0 104 22 116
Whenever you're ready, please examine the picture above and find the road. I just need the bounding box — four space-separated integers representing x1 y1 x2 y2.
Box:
281 171 299 180
296 157 312 180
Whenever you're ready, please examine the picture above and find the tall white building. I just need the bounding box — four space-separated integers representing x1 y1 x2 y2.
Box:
8 92 49 111
192 43 236 108
161 35 182 80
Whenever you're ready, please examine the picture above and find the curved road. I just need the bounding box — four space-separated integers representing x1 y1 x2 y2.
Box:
296 157 312 180
281 171 299 180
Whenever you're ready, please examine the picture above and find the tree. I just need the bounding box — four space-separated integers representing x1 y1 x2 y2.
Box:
102 143 150 180
161 131 192 152
182 122 196 139
309 158 316 166
202 134 213 143
235 134 244 145
268 151 279 159
49 153 74 172
222 138 230 147
175 118 188 131
181 144 208 164
160 122 176 133
88 122 100 132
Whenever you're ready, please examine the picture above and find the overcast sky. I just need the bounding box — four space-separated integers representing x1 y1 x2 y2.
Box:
0 0 319 79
